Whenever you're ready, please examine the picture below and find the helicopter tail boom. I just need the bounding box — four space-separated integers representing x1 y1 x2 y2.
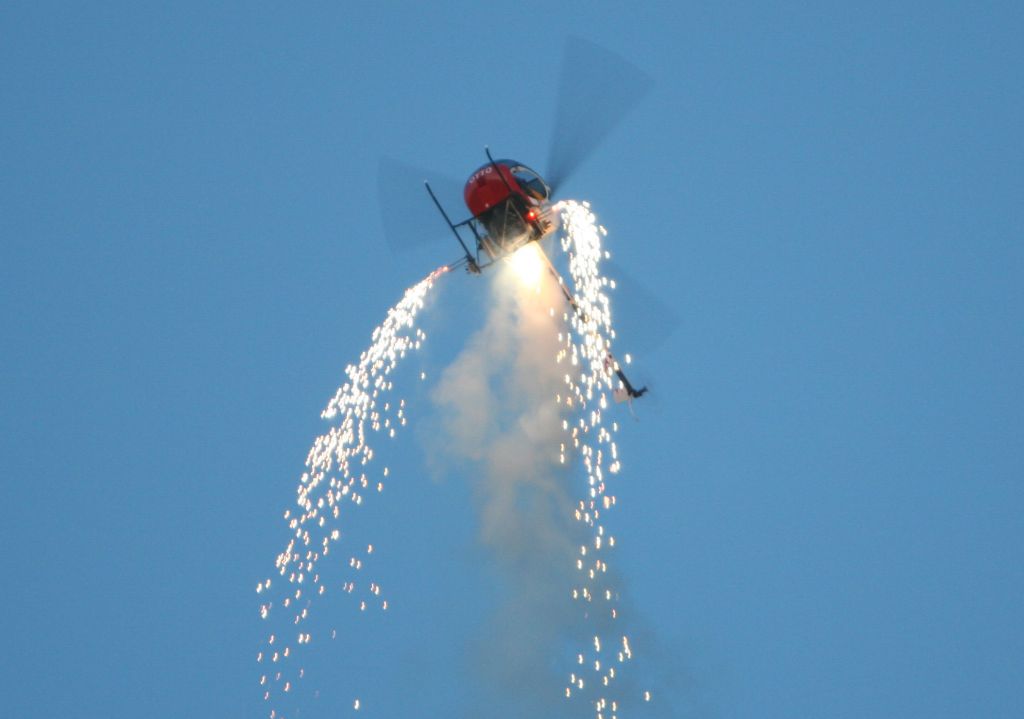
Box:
538 251 647 402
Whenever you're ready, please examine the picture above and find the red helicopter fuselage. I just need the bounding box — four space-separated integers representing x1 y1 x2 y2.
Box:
462 159 554 261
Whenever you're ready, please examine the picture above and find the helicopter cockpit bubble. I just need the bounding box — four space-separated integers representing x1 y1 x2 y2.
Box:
510 166 550 202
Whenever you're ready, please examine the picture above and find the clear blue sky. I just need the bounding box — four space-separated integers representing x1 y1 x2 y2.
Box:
2 2 1022 717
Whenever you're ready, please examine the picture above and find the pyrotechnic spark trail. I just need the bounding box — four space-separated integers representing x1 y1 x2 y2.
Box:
256 266 447 718
555 200 650 718
258 202 653 718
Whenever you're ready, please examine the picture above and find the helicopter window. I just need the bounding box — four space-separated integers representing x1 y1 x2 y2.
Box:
512 167 549 201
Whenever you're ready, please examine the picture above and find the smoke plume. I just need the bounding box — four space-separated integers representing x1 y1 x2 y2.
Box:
431 254 586 716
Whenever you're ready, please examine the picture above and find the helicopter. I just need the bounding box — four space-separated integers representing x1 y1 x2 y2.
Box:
379 38 653 402
424 147 647 402
424 148 555 275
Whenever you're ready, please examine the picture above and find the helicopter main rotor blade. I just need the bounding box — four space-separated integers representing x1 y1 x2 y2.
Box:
546 37 653 195
377 157 465 253
602 258 680 357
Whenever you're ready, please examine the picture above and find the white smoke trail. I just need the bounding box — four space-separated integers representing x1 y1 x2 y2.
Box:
431 201 650 718
431 247 581 716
